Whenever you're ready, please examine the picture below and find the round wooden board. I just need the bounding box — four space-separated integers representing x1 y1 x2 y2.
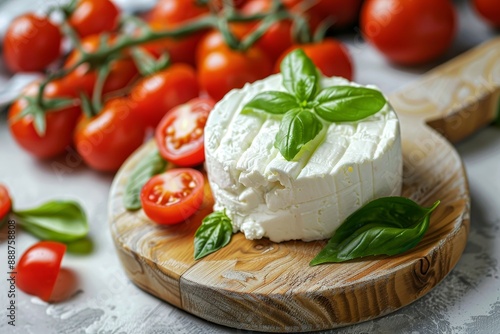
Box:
108 38 499 332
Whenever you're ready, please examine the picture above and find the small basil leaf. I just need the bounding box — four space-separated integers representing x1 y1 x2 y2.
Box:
314 86 386 122
242 91 299 115
275 108 323 161
310 197 440 265
123 148 167 211
15 201 89 243
280 49 319 102
194 211 233 260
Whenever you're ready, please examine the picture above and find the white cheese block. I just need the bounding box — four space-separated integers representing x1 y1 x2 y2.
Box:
204 74 402 242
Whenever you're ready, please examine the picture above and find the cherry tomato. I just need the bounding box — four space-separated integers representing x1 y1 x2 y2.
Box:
15 241 66 302
0 184 12 222
3 14 62 72
64 35 139 97
155 97 215 167
144 0 209 66
69 0 120 38
275 39 353 80
8 82 81 159
241 0 294 62
473 0 500 27
284 0 363 30
74 98 146 172
140 169 204 225
361 0 457 65
195 23 252 65
198 45 273 101
129 64 199 128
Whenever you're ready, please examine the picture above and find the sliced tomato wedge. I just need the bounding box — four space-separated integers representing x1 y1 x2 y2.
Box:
140 169 204 225
0 184 12 222
155 97 215 167
16 241 66 302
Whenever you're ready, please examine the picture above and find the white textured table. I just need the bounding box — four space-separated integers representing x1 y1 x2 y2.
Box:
0 0 499 333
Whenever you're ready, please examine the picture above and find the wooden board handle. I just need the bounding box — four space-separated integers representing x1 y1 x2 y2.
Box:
389 37 500 143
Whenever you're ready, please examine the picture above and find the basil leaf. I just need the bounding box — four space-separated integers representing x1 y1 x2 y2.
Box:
275 108 323 161
280 49 319 102
123 149 167 211
314 86 386 122
15 201 89 243
242 91 299 115
310 197 440 265
194 211 233 260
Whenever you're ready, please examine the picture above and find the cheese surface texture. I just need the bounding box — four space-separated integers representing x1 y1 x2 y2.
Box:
204 74 402 242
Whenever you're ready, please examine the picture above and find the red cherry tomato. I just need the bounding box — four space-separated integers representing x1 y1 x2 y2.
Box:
0 184 12 222
195 23 252 65
8 82 81 159
361 0 457 65
64 35 139 97
144 0 209 66
3 14 62 72
140 169 204 225
198 44 273 101
275 39 353 80
74 98 146 172
155 97 215 167
473 0 500 27
284 0 363 30
130 64 199 128
15 241 66 302
241 0 294 62
69 0 120 38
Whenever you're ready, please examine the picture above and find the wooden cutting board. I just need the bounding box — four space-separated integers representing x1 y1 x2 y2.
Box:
108 38 500 332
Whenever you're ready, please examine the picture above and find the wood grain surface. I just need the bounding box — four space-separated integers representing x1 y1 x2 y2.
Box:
108 38 499 332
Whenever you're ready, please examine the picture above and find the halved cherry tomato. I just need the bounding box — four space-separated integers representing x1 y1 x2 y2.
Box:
155 97 215 167
275 39 353 80
64 35 139 97
3 14 62 72
15 241 66 302
129 64 199 128
0 184 12 222
74 98 146 172
69 0 120 38
361 0 456 65
8 82 81 159
473 0 500 27
144 0 209 66
198 44 273 101
140 169 204 225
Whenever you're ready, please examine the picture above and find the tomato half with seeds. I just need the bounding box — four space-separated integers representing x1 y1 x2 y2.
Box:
140 169 204 225
16 241 66 302
0 184 12 223
155 97 215 167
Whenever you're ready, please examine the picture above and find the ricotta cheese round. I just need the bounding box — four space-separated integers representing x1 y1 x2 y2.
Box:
204 74 402 242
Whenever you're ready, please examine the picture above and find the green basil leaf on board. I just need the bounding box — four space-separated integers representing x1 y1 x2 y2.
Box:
280 49 319 102
15 200 89 243
123 149 167 211
310 197 440 265
314 86 386 122
242 91 299 115
194 210 233 260
275 108 323 161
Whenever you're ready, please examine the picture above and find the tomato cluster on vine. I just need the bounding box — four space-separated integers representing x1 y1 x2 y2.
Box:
3 0 496 172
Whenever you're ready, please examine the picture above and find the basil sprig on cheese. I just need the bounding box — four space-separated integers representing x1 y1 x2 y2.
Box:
310 197 440 265
242 49 386 161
